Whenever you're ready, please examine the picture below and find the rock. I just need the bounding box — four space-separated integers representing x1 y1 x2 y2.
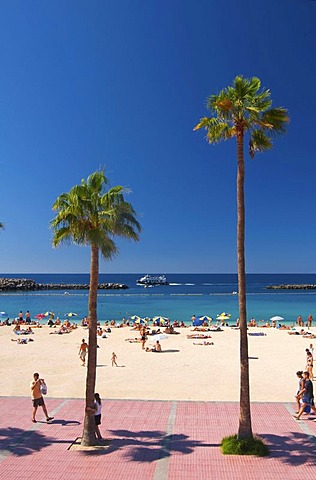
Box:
0 278 129 291
266 284 316 290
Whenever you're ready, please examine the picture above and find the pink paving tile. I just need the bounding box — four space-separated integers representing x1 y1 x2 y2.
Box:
1 398 316 479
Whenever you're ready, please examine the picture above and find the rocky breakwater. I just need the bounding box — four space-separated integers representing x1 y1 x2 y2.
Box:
0 277 128 291
266 284 316 290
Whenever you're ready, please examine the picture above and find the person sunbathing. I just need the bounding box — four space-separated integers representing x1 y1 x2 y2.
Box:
289 329 309 336
49 326 69 334
187 334 212 339
11 337 33 344
150 329 161 335
146 341 162 352
278 324 290 330
193 341 214 346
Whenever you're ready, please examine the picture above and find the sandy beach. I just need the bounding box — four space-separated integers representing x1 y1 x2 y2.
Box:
0 324 315 402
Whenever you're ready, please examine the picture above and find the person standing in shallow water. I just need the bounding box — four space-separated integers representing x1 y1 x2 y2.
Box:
307 314 313 328
30 372 54 423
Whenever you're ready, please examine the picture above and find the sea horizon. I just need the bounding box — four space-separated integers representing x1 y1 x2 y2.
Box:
1 273 316 325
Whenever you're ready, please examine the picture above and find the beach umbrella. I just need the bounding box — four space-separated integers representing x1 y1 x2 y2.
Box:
270 316 284 322
134 318 147 324
35 313 45 320
216 313 231 321
197 315 213 323
130 315 141 321
192 318 204 327
66 312 78 317
44 311 53 317
0 311 8 317
151 333 168 342
152 316 168 325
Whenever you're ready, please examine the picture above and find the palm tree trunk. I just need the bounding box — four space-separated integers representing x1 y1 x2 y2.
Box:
236 132 253 440
81 244 99 446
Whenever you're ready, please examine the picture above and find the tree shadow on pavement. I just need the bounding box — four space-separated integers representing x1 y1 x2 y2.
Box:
260 431 316 466
0 427 56 457
0 421 82 457
81 428 217 460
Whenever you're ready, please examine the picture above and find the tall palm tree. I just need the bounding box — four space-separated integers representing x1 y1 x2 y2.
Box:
194 76 289 440
51 170 141 446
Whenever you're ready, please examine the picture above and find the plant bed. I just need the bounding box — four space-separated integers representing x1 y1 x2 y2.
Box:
221 434 269 456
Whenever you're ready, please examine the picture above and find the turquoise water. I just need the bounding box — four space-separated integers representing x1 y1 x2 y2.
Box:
0 273 316 324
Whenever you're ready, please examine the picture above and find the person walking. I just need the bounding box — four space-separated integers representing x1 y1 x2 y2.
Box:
295 371 305 413
79 339 88 366
140 326 147 350
30 372 54 423
111 352 118 367
306 349 314 380
294 371 316 421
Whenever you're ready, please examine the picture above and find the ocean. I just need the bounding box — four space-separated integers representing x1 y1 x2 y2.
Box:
0 273 316 325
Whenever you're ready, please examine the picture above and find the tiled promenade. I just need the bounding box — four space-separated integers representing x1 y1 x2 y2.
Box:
0 397 316 480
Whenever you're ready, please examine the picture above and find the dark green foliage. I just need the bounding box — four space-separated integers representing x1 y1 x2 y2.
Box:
221 434 269 456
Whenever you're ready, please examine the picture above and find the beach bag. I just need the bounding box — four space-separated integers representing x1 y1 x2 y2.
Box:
40 382 47 395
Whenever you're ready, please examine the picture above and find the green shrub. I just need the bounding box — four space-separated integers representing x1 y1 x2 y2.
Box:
221 434 269 456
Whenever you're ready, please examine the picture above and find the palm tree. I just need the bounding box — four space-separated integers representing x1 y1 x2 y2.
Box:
51 170 141 446
194 76 289 440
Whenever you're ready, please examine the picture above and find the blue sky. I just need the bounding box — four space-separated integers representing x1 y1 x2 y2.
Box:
0 0 315 273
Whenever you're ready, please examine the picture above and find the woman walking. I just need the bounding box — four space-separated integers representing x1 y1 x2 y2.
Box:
295 371 305 413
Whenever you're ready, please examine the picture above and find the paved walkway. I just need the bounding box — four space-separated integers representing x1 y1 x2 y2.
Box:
0 397 316 479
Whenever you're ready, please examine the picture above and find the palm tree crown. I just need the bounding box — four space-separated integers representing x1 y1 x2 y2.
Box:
194 75 289 157
51 170 141 255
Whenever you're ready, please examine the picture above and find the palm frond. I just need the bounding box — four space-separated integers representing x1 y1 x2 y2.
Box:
260 107 289 133
193 116 219 131
249 130 273 158
206 122 232 144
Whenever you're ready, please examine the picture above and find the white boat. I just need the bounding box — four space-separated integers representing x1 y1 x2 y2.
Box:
137 274 169 286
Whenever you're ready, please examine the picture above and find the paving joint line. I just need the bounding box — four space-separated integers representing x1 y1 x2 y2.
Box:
153 400 177 480
284 402 316 445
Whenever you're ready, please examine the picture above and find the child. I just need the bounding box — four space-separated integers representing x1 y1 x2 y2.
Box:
111 352 118 367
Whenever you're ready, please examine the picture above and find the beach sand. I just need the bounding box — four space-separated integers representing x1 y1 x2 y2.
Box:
1 325 315 402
